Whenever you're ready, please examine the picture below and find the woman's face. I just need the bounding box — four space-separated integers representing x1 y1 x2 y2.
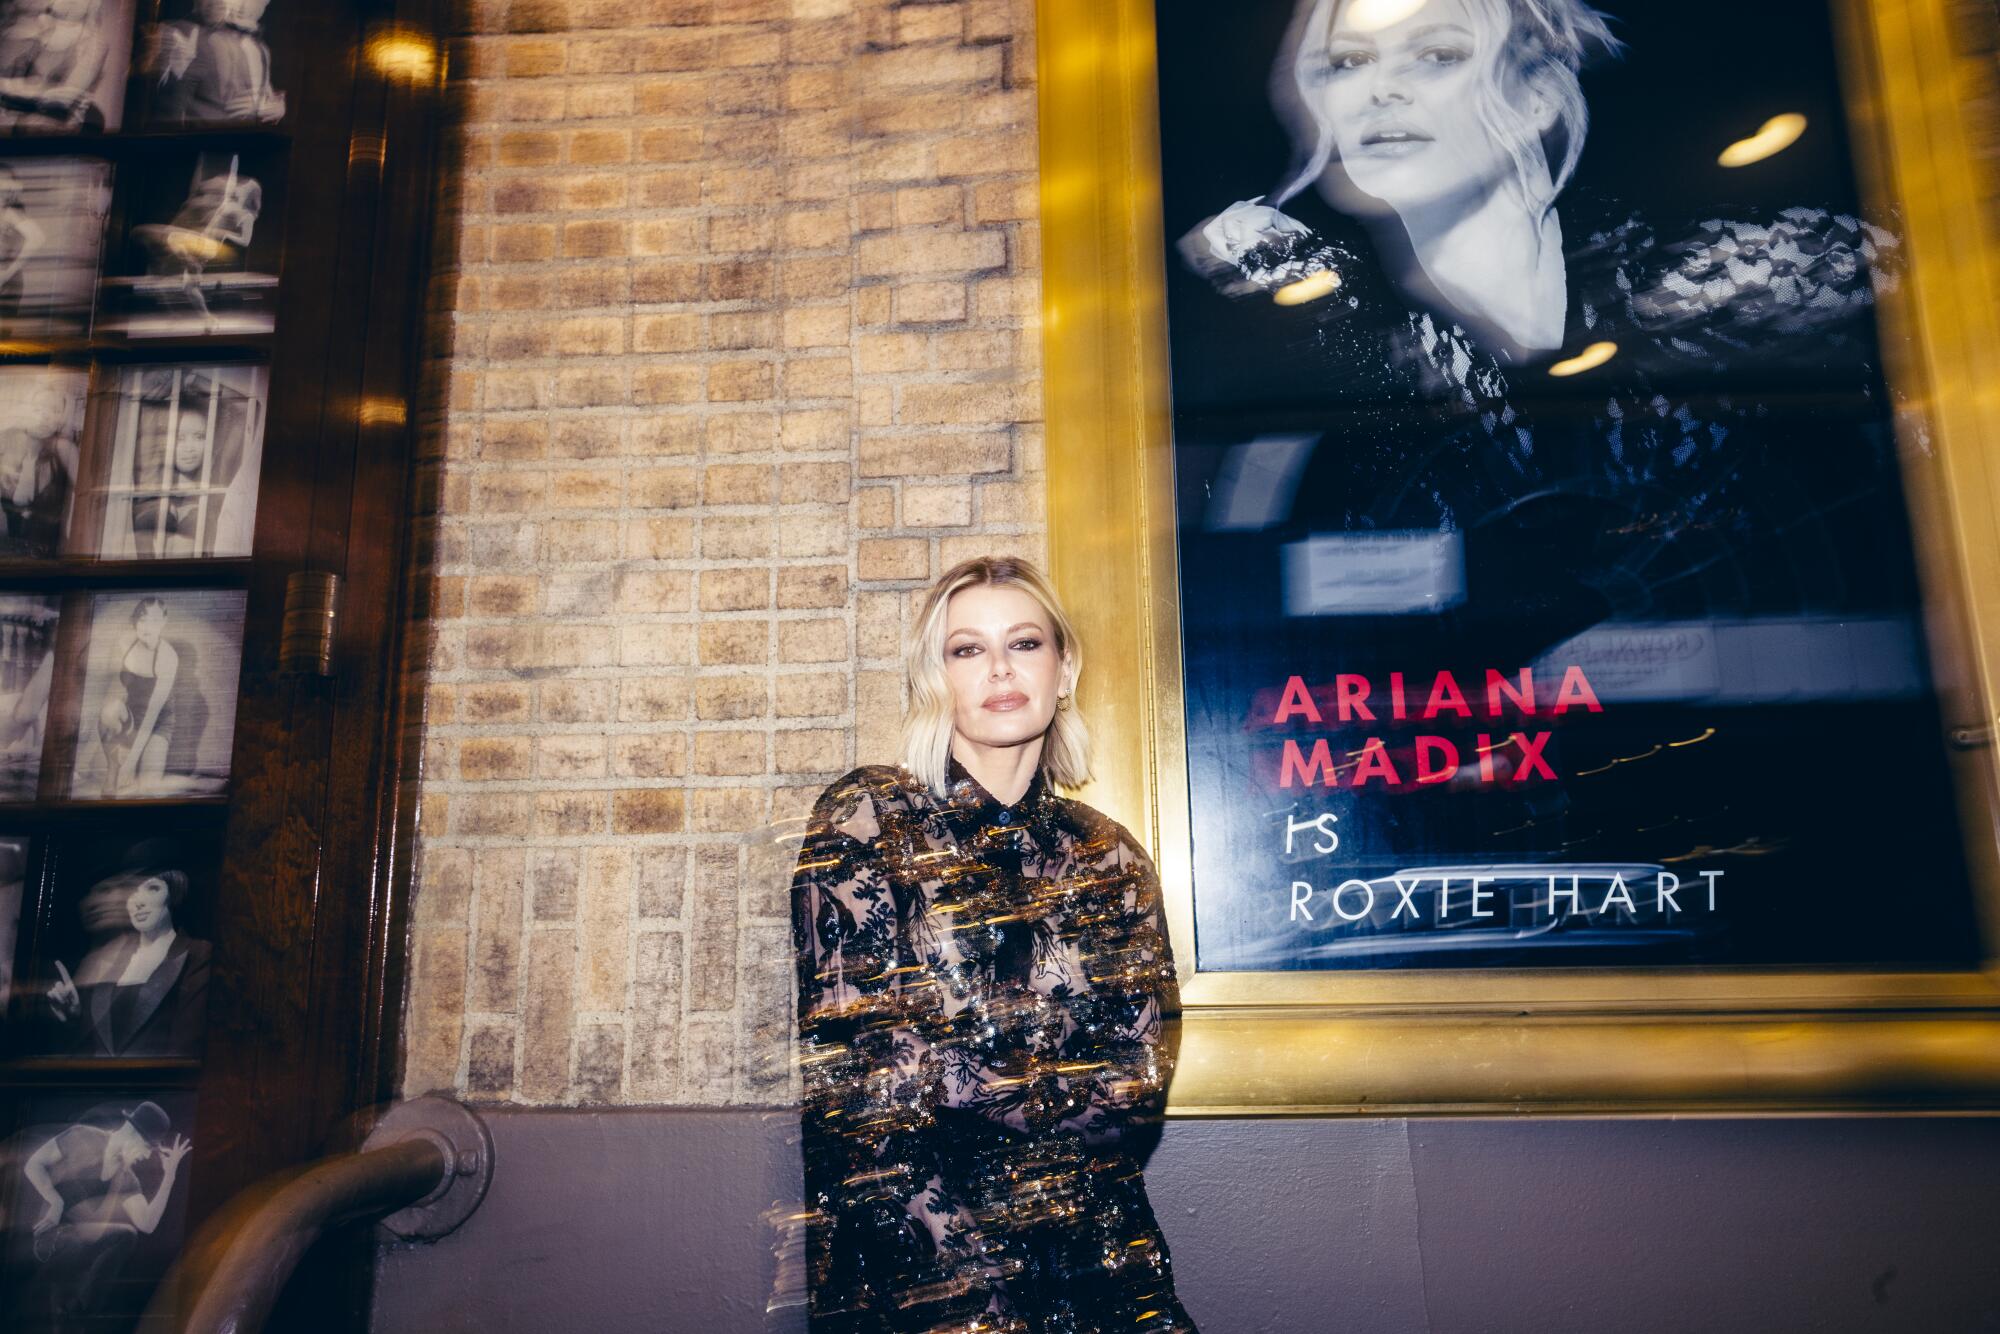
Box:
23 387 64 437
1305 0 1525 215
941 584 1069 761
126 876 172 933
172 414 209 474
133 603 166 647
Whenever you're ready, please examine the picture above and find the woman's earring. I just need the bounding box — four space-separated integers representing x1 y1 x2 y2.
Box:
1056 690 1073 711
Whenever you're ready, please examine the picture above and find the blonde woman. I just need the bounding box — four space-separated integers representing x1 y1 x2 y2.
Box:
791 556 1198 1332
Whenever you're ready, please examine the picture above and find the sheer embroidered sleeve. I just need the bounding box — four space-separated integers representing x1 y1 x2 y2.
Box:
793 768 1012 1328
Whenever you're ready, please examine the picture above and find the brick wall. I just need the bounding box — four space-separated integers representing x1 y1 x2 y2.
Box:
401 0 1047 1106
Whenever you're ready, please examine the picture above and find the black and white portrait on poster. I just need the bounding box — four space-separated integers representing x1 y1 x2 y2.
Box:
0 1092 195 1333
0 595 57 799
69 589 244 799
98 152 277 337
87 364 265 559
0 366 85 558
145 0 285 126
0 0 136 133
22 830 215 1058
0 157 108 340
1157 0 1983 971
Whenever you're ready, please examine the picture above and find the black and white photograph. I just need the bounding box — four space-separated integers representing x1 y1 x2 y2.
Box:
68 589 243 799
0 1092 195 1333
143 0 284 127
0 366 84 557
0 595 57 799
1158 0 1982 971
0 0 136 134
0 156 108 339
97 151 278 338
83 363 264 559
19 829 215 1058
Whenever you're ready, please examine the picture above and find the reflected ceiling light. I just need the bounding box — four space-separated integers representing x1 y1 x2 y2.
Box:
1273 268 1342 306
1548 341 1617 377
1718 113 1807 168
358 396 407 427
366 24 438 84
1346 0 1430 32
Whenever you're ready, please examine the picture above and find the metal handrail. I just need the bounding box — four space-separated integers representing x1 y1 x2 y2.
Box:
143 1095 492 1334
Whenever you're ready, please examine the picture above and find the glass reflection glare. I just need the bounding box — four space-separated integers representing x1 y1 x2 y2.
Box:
1547 340 1616 376
1719 113 1808 168
1345 0 1431 34
1273 267 1342 305
364 23 436 84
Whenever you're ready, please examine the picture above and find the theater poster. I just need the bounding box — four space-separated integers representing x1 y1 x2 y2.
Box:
1155 0 1987 971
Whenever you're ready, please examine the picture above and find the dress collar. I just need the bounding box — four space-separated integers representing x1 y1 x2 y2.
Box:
944 756 1048 830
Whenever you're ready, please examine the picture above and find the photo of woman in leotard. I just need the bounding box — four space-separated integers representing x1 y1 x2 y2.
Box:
68 589 243 799
96 598 177 798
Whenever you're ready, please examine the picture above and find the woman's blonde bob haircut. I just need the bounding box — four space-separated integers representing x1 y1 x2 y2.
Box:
899 555 1091 796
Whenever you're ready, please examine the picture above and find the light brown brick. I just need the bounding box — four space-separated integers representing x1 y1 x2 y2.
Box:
774 728 845 774
613 788 687 834
695 729 765 776
697 674 770 720
896 280 966 324
700 620 766 664
902 482 973 528
775 672 843 719
779 463 848 505
778 618 847 663
858 537 929 581
620 677 691 723
708 360 775 402
855 228 1005 277
857 432 1010 478
537 734 607 780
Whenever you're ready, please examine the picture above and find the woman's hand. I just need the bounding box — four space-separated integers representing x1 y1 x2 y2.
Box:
158 1135 192 1174
47 959 78 1020
33 1196 62 1235
1199 198 1310 265
1179 198 1326 296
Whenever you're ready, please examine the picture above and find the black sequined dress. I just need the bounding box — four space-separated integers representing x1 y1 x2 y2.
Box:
791 761 1198 1333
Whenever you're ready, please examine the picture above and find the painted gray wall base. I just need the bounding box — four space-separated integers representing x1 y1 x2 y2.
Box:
371 1110 2000 1333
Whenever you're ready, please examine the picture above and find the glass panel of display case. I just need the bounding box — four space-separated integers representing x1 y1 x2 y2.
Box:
0 0 137 134
71 362 265 559
97 149 279 338
0 365 85 557
1 1090 197 1333
66 588 244 799
0 156 108 340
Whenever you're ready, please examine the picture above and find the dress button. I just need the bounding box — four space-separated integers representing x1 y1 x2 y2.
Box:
994 809 1012 826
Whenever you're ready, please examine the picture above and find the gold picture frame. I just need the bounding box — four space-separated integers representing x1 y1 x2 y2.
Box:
1037 0 2000 1115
